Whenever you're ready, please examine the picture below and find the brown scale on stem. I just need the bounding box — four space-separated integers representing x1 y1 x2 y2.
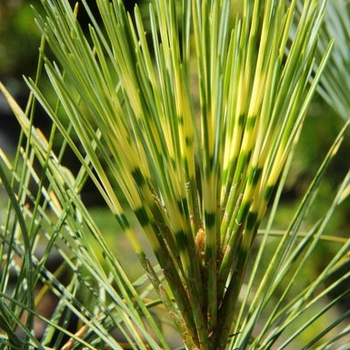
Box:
195 228 206 262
